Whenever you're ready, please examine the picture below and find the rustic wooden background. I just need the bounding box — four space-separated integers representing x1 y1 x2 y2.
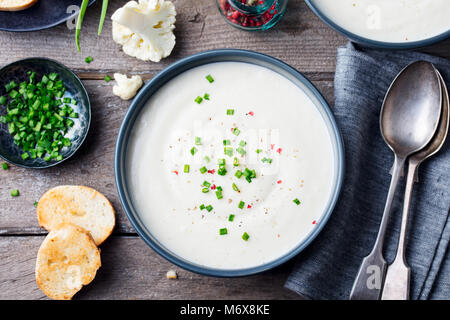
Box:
0 0 449 300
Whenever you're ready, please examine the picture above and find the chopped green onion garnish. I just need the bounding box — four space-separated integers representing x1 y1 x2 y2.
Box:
104 75 111 82
195 137 202 145
2 163 8 170
218 166 227 176
219 228 228 235
256 149 262 154
10 189 19 197
232 128 240 136
262 157 273 164
242 232 250 241
226 109 234 115
184 164 190 173
0 96 6 105
85 56 94 63
223 139 230 145
194 96 203 104
232 183 240 193
224 147 233 157
200 166 207 174
233 157 239 167
235 170 243 178
202 187 210 193
218 158 226 166
203 181 211 188
190 147 198 155
200 204 206 210
239 140 247 147
228 214 235 222
0 72 75 162
203 93 210 100
293 198 301 205
236 147 246 155
217 186 223 191
206 205 213 212
238 201 245 209
206 74 214 83
203 156 211 163
34 201 38 207
216 190 223 200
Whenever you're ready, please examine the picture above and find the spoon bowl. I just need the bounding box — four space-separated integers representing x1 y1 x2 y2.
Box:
380 61 442 157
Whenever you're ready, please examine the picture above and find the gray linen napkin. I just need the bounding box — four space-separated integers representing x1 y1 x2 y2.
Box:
285 42 450 300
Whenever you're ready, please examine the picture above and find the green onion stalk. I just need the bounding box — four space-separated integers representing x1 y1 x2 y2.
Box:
76 0 109 52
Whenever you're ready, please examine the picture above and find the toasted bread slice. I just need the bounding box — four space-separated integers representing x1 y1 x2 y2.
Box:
35 224 101 300
0 0 37 11
37 186 115 246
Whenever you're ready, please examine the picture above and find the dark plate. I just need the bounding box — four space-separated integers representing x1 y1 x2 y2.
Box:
0 0 96 32
0 58 90 168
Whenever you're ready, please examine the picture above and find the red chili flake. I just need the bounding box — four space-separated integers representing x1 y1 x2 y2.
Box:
207 169 215 174
231 128 234 132
277 180 282 184
211 184 216 190
248 111 254 116
312 220 317 225
173 170 179 175
276 148 282 154
247 205 252 209
270 144 275 150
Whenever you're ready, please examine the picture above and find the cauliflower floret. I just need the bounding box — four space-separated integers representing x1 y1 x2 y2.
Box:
112 73 143 100
111 0 176 62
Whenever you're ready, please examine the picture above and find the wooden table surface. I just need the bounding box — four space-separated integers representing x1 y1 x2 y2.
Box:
1 0 449 300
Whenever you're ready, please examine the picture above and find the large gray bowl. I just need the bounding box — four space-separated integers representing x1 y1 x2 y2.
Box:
115 49 345 277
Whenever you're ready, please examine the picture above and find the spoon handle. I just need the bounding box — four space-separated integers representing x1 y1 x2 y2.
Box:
381 160 418 300
349 155 405 300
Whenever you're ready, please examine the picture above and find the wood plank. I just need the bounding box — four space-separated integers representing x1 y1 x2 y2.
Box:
0 78 334 235
1 0 448 77
0 0 348 75
0 236 301 300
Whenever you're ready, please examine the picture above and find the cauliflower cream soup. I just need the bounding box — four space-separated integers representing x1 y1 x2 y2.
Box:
126 62 336 269
311 0 450 43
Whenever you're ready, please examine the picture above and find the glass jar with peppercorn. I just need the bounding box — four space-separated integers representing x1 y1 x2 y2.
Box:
217 0 288 31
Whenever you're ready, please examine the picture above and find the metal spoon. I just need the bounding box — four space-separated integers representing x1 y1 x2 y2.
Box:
381 70 449 300
349 61 442 300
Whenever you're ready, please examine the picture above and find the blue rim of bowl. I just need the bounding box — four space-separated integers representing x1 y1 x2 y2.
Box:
305 0 450 49
115 49 345 277
0 0 96 32
0 57 91 169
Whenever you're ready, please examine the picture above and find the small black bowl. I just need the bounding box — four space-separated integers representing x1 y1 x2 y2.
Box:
0 58 90 168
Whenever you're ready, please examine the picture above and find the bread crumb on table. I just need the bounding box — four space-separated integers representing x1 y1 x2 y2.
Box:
166 270 178 280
